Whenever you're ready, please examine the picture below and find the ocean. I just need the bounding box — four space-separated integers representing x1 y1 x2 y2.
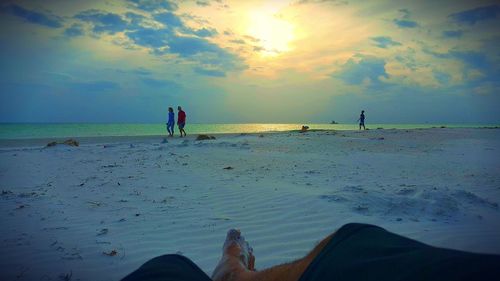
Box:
0 123 496 140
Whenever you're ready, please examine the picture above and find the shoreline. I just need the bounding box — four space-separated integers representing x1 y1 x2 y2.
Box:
1 127 499 148
1 123 498 143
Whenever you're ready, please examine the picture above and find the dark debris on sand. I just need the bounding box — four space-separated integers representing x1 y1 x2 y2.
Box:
46 139 79 147
196 134 216 141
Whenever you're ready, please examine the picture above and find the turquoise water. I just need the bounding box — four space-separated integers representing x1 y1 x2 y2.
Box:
0 123 496 139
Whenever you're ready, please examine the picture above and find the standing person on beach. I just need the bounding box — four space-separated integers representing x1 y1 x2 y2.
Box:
177 106 187 137
358 110 366 130
166 107 175 137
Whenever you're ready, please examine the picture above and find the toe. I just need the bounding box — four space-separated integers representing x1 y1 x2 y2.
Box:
248 251 256 271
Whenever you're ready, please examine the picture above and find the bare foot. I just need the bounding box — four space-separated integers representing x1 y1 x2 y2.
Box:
212 229 255 281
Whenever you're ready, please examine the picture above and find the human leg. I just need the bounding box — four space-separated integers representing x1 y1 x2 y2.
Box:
168 122 174 136
212 229 334 281
178 126 183 137
178 123 186 137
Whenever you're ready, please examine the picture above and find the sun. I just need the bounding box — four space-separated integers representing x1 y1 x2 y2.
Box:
247 7 294 56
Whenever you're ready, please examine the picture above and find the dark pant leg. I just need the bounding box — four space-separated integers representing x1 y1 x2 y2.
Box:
121 254 212 281
299 223 500 281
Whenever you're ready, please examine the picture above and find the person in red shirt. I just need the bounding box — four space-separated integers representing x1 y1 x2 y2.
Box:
177 106 187 137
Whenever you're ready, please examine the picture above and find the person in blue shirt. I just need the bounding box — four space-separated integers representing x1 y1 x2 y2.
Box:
167 107 175 137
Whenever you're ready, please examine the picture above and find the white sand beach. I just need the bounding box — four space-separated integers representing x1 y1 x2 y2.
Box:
1 128 500 281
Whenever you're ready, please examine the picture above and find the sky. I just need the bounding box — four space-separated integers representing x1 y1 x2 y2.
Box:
0 0 499 124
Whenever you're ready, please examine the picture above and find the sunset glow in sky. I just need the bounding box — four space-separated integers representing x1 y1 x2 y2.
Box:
0 0 499 123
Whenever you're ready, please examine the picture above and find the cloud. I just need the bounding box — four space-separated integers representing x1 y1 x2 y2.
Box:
424 47 498 93
398 8 411 19
395 52 417 71
128 0 178 12
371 36 401 48
230 39 246 44
176 38 244 73
125 28 171 49
196 1 211 7
253 46 265 52
194 66 226 77
393 19 418 28
192 27 218 37
153 12 218 38
1 4 62 28
422 48 448 59
333 55 389 89
64 24 84 37
167 35 225 57
433 70 451 85
166 35 246 75
449 50 499 95
122 18 243 75
393 8 418 28
243 35 259 42
449 5 500 25
75 9 128 34
442 30 463 38
125 12 146 29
